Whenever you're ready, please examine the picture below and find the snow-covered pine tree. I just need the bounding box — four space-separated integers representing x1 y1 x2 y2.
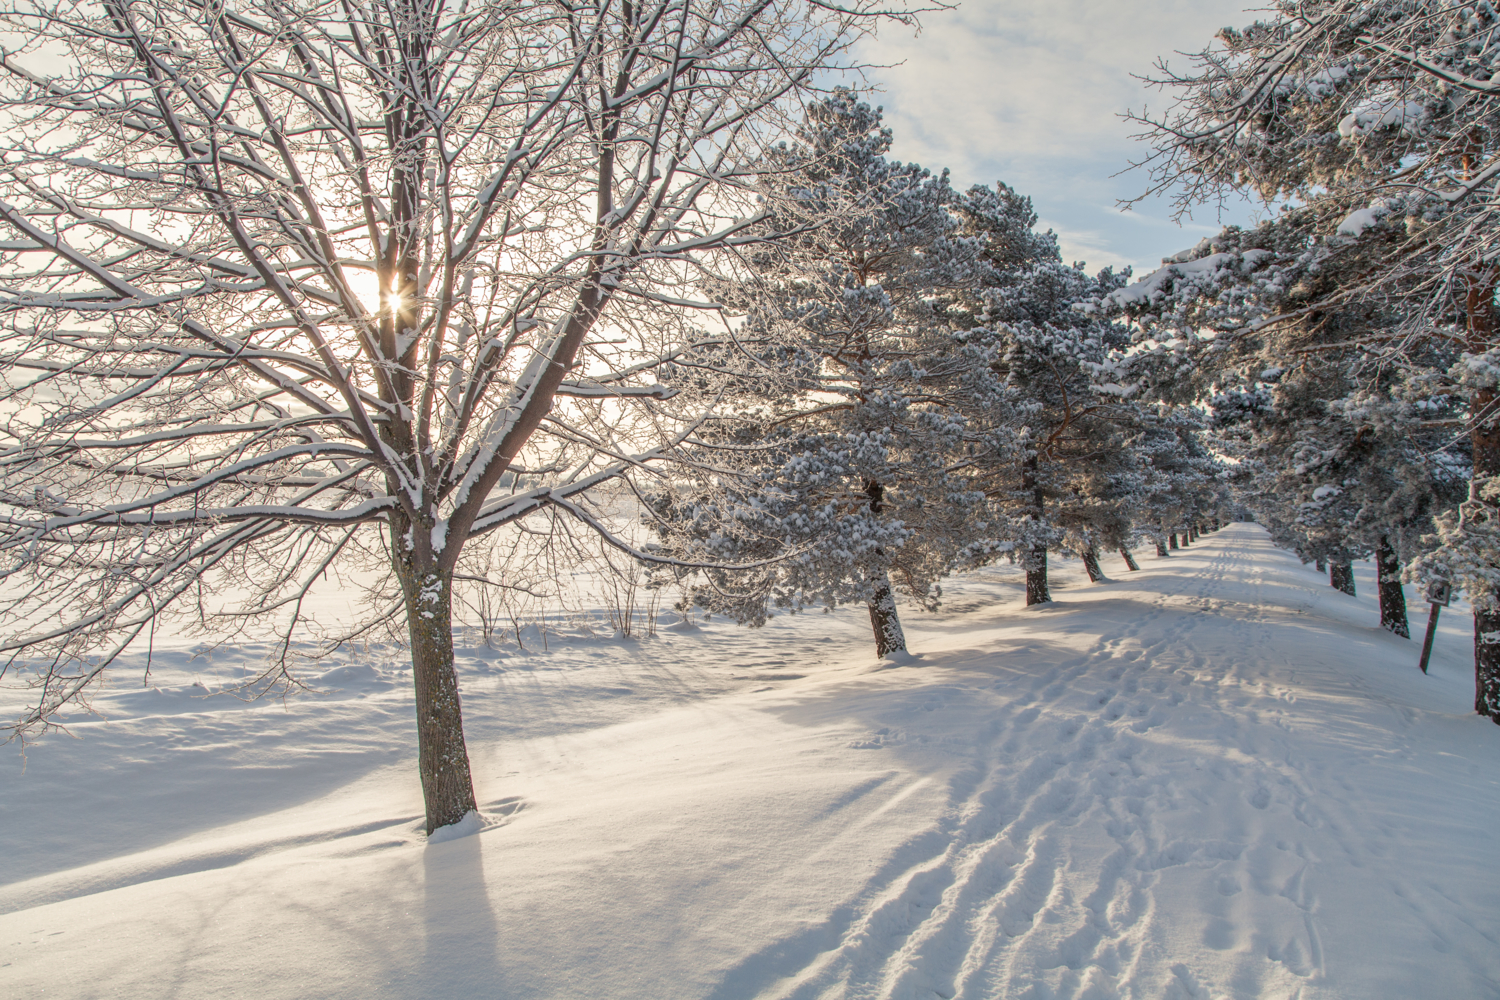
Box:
1121 218 1467 638
1132 0 1500 720
950 186 1177 604
1224 344 1465 629
646 94 1007 656
1131 403 1227 564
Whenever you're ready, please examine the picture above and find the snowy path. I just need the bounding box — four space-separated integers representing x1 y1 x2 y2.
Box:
1 524 1497 999
743 535 1499 999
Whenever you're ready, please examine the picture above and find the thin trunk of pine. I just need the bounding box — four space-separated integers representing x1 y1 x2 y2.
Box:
1377 535 1410 638
1169 533 1179 550
862 482 907 656
1472 386 1500 718
1331 562 1356 597
1155 538 1169 557
395 559 478 834
1120 547 1140 571
1180 530 1190 547
867 570 907 657
1468 266 1500 721
1026 549 1051 605
1022 455 1049 604
1083 547 1104 582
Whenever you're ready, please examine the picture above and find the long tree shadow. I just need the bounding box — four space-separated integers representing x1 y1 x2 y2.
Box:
417 831 506 997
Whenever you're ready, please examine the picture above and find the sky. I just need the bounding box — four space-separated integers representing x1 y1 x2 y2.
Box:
858 0 1266 275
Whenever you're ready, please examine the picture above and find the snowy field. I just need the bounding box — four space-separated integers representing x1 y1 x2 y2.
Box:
1 523 1497 1000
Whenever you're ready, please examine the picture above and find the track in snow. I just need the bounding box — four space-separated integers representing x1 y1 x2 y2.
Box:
707 526 1500 1000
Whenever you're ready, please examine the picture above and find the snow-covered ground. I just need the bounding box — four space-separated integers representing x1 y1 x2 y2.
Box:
2 524 1497 1000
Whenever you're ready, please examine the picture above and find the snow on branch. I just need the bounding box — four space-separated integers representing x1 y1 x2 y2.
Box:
0 0 919 742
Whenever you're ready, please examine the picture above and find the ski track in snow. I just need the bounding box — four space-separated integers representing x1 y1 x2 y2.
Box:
1 525 1498 1000
711 536 1500 1000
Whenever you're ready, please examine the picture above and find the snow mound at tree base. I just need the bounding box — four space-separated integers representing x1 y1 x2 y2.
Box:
425 810 483 844
1 525 1496 1000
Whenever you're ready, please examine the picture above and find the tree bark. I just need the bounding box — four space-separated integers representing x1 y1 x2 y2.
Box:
1169 533 1179 550
1026 548 1051 605
395 559 478 834
862 481 907 656
1376 535 1410 638
1331 562 1356 597
1082 547 1105 582
1120 547 1140 571
1155 538 1169 557
1022 454 1049 604
867 570 907 657
1179 530 1190 547
1466 268 1500 722
1472 385 1500 718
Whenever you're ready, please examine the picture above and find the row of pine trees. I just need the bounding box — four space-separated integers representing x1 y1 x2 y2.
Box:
639 95 1231 656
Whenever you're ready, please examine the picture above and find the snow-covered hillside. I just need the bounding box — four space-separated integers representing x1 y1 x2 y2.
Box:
2 524 1496 1000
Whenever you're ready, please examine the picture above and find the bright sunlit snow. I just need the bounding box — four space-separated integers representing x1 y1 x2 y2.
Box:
3 524 1495 999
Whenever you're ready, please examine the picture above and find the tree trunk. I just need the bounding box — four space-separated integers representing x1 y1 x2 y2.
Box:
396 561 478 834
1180 529 1190 547
1472 600 1500 720
1376 535 1410 638
1331 562 1356 597
1021 453 1049 605
1470 383 1500 720
1120 547 1140 571
1169 533 1179 550
1026 548 1051 605
867 570 907 657
862 481 907 657
1082 547 1105 582
1155 538 1169 557
1467 267 1500 722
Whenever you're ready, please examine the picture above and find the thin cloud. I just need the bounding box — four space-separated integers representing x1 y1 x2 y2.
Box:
859 0 1259 271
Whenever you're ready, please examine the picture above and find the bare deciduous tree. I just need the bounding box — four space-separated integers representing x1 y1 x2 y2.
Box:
0 0 909 830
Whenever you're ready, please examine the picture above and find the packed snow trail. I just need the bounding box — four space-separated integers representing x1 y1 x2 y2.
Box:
1 524 1497 999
